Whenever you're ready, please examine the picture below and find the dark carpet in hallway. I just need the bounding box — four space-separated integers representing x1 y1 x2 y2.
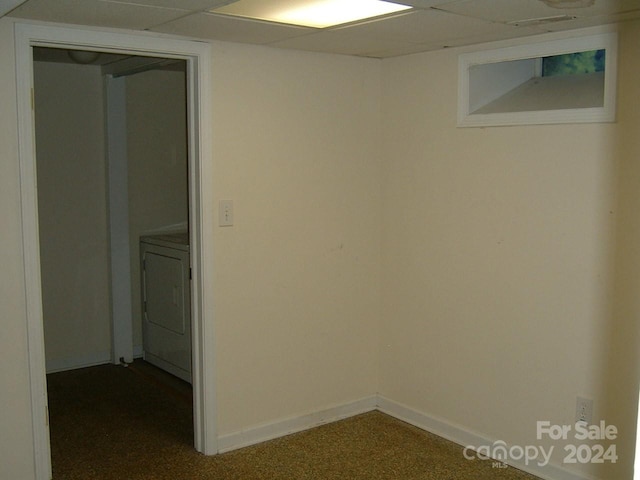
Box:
47 362 541 480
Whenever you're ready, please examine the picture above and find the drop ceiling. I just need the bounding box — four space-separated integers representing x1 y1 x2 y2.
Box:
7 0 640 58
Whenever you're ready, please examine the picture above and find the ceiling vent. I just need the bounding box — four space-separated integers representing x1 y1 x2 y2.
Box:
508 14 576 27
539 0 596 8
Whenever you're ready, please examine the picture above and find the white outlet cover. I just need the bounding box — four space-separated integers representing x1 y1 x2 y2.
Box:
576 396 593 424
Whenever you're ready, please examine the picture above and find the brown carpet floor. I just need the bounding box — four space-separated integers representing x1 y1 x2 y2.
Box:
47 362 541 480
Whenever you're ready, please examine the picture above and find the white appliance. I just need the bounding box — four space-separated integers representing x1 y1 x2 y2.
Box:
140 233 191 383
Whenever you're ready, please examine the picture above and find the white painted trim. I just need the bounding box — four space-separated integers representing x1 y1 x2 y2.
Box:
14 21 217 479
45 351 112 374
14 23 51 480
185 27 217 456
635 389 640 480
215 394 594 479
218 396 378 453
377 396 598 480
105 74 134 366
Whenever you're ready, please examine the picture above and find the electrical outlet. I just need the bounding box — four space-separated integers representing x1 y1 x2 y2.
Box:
575 396 593 425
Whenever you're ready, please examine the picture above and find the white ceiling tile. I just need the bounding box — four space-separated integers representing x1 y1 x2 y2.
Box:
389 0 459 8
9 0 188 29
151 12 312 44
431 25 549 48
541 9 640 30
331 9 518 46
268 27 418 57
436 0 640 24
434 0 556 23
8 0 640 58
559 0 640 16
368 42 443 58
102 0 231 10
444 30 539 49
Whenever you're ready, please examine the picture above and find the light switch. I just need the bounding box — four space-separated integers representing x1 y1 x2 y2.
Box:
219 200 234 227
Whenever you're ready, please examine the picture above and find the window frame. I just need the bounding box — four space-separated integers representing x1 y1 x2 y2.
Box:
457 32 617 128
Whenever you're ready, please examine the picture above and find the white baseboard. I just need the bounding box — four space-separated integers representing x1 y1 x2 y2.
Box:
217 396 378 453
45 350 112 374
217 394 599 480
46 346 145 373
376 396 598 480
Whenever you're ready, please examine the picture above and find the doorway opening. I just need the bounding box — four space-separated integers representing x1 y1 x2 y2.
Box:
33 46 191 376
15 23 216 480
33 46 194 473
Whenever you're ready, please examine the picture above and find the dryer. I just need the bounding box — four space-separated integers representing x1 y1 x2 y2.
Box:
140 232 191 383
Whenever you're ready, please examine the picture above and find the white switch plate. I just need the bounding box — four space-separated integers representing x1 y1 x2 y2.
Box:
576 396 593 425
219 200 234 227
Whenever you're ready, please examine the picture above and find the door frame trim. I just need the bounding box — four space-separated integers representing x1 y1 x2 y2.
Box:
14 21 217 479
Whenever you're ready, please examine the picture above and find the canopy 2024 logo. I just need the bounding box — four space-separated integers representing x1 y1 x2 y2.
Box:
463 421 618 468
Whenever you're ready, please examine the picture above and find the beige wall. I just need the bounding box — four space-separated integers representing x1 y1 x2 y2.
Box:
606 19 640 480
209 42 382 434
33 60 112 372
126 68 189 349
2 15 640 480
379 23 637 479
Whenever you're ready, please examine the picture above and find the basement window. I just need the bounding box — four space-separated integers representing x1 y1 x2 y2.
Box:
542 49 605 77
457 33 617 127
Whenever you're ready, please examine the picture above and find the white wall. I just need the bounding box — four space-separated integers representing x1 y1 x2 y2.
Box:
2 16 640 480
379 23 637 479
33 60 112 372
209 42 382 435
125 68 189 350
606 19 640 480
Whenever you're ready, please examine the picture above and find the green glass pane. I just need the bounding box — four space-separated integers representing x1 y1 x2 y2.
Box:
542 49 605 77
